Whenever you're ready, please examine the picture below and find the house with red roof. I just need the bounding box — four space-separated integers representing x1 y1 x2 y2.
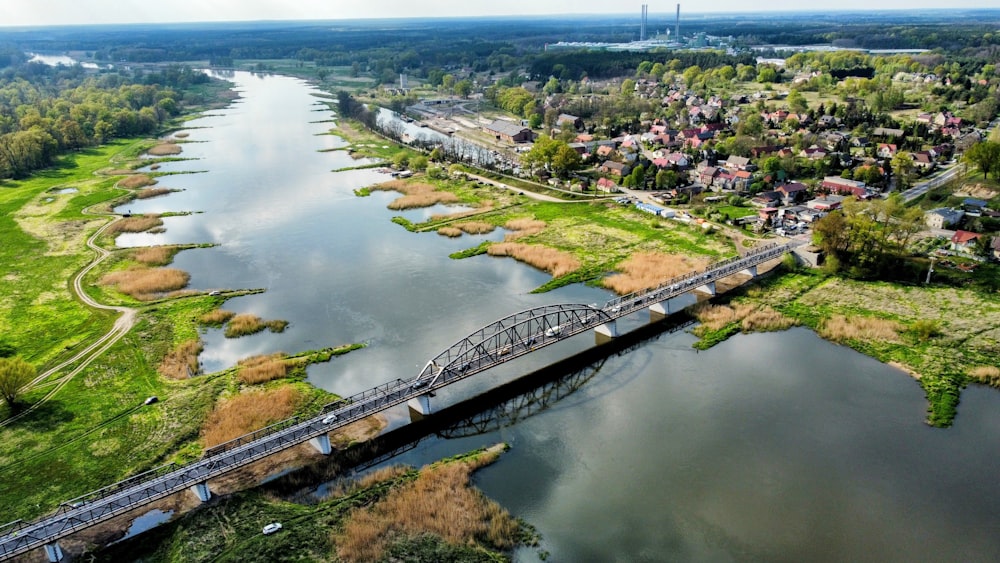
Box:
951 230 983 254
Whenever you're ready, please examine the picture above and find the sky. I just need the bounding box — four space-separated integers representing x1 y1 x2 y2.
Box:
1 0 998 27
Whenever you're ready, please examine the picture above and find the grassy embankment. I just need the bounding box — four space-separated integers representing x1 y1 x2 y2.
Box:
371 172 735 293
0 139 366 522
689 267 1000 427
92 445 539 563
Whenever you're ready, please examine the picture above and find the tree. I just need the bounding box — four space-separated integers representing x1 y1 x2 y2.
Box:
787 89 808 113
890 151 915 189
0 357 35 408
811 194 924 278
757 66 778 84
620 79 636 96
551 144 582 178
454 79 473 98
964 141 1000 180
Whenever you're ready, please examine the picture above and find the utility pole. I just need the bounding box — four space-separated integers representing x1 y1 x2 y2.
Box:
925 256 936 284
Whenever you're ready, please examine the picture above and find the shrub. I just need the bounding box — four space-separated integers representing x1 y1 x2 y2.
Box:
910 319 942 341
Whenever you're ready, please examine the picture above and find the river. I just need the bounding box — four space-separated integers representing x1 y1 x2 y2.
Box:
115 71 1000 562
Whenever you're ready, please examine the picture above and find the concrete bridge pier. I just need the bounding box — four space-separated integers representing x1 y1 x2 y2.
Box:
649 301 672 322
740 265 758 278
694 281 717 296
44 542 64 562
594 320 618 344
190 482 212 503
309 434 332 455
408 394 434 421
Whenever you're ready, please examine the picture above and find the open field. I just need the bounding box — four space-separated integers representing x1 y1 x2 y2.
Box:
692 269 1000 427
91 446 533 563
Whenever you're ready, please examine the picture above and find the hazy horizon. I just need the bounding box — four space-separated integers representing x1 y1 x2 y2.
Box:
2 0 999 28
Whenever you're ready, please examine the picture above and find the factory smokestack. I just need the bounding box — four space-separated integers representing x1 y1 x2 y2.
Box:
640 4 648 42
675 4 680 39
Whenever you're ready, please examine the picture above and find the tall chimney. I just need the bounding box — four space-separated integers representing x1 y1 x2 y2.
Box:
676 4 681 39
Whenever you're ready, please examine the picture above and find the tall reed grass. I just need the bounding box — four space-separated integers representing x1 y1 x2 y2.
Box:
487 242 580 277
202 386 303 447
158 339 203 379
335 450 518 562
819 315 901 343
370 180 460 209
969 366 1000 386
119 174 156 189
147 143 182 156
107 215 163 234
437 227 463 237
503 218 546 239
237 353 289 385
99 267 189 300
603 252 710 295
135 187 171 199
224 314 289 338
131 246 176 266
199 309 235 326
691 302 797 334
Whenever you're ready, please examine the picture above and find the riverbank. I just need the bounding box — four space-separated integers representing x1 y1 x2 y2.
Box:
689 266 1000 427
89 445 535 563
0 131 370 524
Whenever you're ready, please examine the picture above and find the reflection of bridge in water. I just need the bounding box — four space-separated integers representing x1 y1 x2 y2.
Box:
0 244 788 562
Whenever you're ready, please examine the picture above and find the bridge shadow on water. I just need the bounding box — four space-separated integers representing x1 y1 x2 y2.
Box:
266 313 697 501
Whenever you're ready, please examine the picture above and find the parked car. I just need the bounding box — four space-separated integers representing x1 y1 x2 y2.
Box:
262 522 282 535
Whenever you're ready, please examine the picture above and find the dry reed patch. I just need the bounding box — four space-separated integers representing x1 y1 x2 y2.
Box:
437 227 463 237
740 306 798 332
487 242 580 277
104 169 135 176
237 353 289 385
199 309 236 326
969 366 1000 386
131 246 176 266
603 252 711 295
135 187 171 199
335 449 517 563
691 302 757 332
454 221 495 235
107 215 163 234
99 267 189 300
503 218 546 239
174 132 190 138
147 142 182 156
158 339 203 379
119 174 156 189
370 180 461 210
202 386 303 447
819 315 902 343
428 201 494 222
224 314 289 338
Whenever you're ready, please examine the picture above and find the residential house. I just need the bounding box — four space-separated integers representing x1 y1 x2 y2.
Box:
723 155 751 172
601 161 630 177
699 166 720 186
877 143 898 158
950 230 983 254
776 182 810 205
872 127 904 138
801 146 827 160
963 198 988 216
595 177 619 193
912 152 935 170
733 170 752 192
925 208 964 229
483 119 534 143
752 191 781 208
557 114 584 130
596 145 616 159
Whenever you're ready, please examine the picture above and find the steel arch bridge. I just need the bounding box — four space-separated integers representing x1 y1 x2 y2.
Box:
411 304 613 390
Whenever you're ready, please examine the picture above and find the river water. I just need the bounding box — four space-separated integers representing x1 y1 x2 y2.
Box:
116 72 1000 562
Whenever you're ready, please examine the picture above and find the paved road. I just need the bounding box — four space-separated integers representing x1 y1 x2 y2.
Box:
900 162 964 202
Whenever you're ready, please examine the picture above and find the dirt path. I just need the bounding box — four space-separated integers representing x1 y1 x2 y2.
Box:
1 203 137 428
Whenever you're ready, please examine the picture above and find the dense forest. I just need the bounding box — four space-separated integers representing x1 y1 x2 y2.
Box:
0 57 211 179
